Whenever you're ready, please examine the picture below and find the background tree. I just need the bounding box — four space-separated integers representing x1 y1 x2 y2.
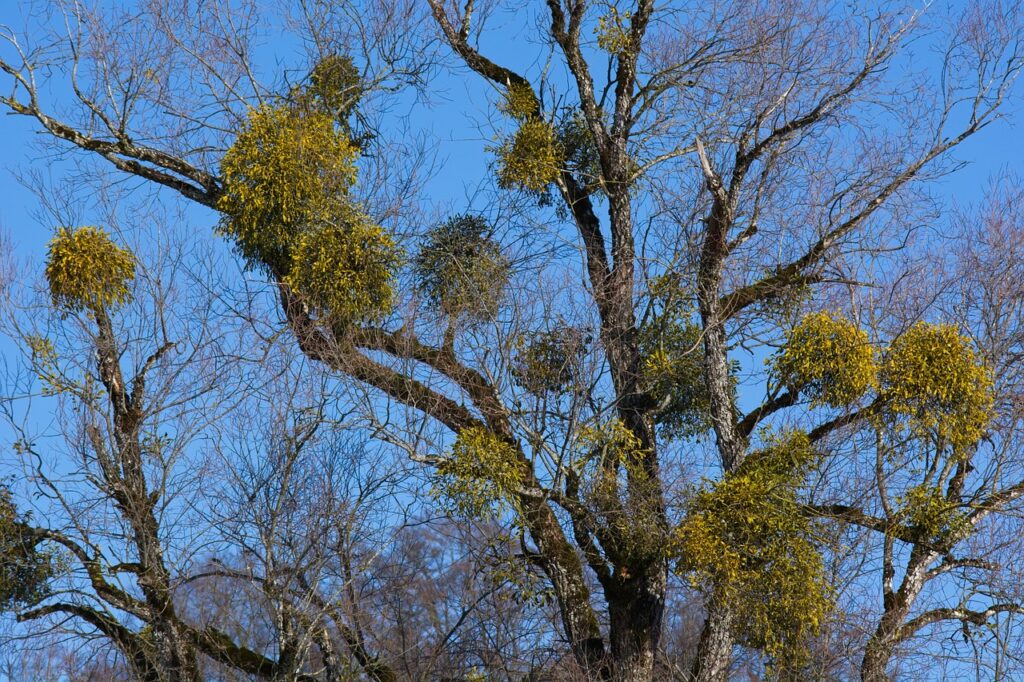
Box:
0 207 499 680
0 195 564 681
0 217 234 680
0 1 1022 681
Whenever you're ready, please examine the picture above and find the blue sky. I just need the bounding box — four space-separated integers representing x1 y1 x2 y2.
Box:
0 1 1020 258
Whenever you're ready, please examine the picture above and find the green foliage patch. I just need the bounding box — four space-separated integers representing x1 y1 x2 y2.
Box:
896 483 970 545
574 420 666 565
880 321 993 452
773 311 877 407
512 327 588 395
217 104 362 274
305 54 363 123
595 7 634 55
672 431 831 672
499 81 539 122
434 426 525 519
413 214 510 320
284 220 401 324
495 119 564 192
639 316 713 439
45 226 135 312
218 64 400 325
0 488 56 611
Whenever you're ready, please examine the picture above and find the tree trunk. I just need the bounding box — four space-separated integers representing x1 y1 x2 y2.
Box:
860 599 908 682
607 562 668 682
860 635 896 682
860 546 932 682
691 595 734 682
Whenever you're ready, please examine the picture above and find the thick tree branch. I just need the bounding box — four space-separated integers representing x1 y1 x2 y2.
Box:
281 288 482 434
805 503 946 553
545 0 605 148
188 625 318 681
609 0 655 142
351 326 510 435
736 390 798 439
427 0 535 98
0 76 219 207
18 603 159 681
900 603 1024 640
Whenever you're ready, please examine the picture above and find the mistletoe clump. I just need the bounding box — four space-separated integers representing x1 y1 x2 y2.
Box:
512 327 588 395
493 81 563 192
499 81 539 121
897 483 970 545
284 219 401 324
433 426 524 519
671 431 831 672
557 108 602 187
880 322 993 452
217 103 362 273
0 488 56 611
45 226 136 312
306 54 363 122
496 119 564 192
773 311 877 407
595 8 634 55
219 64 401 325
639 316 713 439
576 419 665 565
413 214 510 320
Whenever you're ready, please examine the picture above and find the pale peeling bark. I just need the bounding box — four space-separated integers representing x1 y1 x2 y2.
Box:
691 594 734 682
859 546 933 681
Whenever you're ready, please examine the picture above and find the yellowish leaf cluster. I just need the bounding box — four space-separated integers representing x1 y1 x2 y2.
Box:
896 483 969 545
306 54 362 121
774 311 876 407
575 419 667 563
492 81 565 192
639 317 713 438
464 668 487 682
45 226 135 312
434 426 524 518
219 77 401 324
595 7 634 55
577 418 646 467
495 119 564 192
499 81 539 122
25 335 56 364
880 322 993 452
283 220 401 324
671 431 831 670
218 104 361 273
484 537 554 609
25 335 70 397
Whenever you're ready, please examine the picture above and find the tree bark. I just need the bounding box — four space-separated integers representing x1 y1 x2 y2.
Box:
859 546 932 682
94 312 201 682
606 563 667 682
691 593 734 682
860 635 897 682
